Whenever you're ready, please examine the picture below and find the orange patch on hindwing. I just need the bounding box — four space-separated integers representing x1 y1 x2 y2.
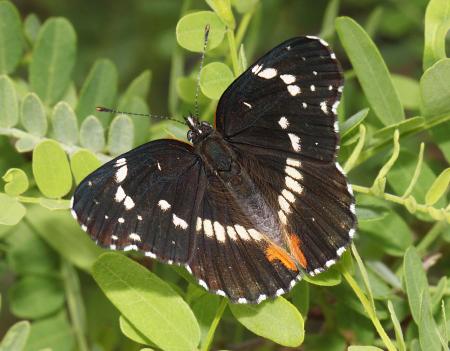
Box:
288 234 308 269
265 243 298 271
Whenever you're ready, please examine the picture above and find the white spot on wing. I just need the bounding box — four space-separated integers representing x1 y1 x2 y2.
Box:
288 133 301 152
124 196 135 210
118 217 125 223
248 229 263 241
320 101 328 114
137 215 143 221
115 158 126 166
157 162 162 171
332 101 340 114
285 166 303 180
258 67 277 79
216 289 226 297
282 189 296 203
115 186 126 202
237 297 247 304
145 251 156 259
330 53 336 59
347 183 354 196
287 85 301 96
158 199 171 211
312 70 318 76
71 209 77 220
310 84 316 92
129 233 141 241
251 64 263 74
199 279 208 290
349 228 356 238
203 219 214 237
115 165 128 183
227 226 237 240
278 116 289 129
286 158 301 168
243 102 252 108
196 217 202 231
285 176 303 194
213 221 226 242
334 121 339 133
275 288 285 296
280 74 296 84
278 195 291 213
335 162 345 175
350 203 356 214
278 210 288 224
337 246 346 256
234 224 250 241
302 102 307 109
173 214 188 229
325 259 336 268
257 294 267 304
81 225 87 231
124 245 138 251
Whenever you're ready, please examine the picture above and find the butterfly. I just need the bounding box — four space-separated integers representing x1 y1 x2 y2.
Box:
71 36 357 304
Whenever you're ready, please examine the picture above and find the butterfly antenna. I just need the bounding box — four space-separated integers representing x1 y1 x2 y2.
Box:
194 24 210 118
96 106 185 125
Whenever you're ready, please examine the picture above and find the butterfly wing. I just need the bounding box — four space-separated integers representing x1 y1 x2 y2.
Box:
71 139 206 264
215 36 356 275
188 172 300 304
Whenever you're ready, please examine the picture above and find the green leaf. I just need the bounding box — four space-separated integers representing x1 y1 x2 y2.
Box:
23 13 41 44
24 313 74 351
420 59 450 117
27 206 102 272
14 136 36 153
387 300 406 351
9 276 65 319
176 11 226 53
79 115 105 153
341 108 369 139
230 297 304 347
117 96 150 147
423 0 450 70
119 70 152 107
0 193 26 225
0 1 23 74
107 114 134 156
425 167 450 206
92 253 200 351
356 205 388 222
290 281 310 317
191 294 222 349
2 168 29 196
76 59 118 125
303 266 342 286
336 17 404 125
70 149 101 184
418 291 441 351
38 198 71 210
231 0 258 14
51 101 78 145
119 315 155 346
20 92 47 137
205 0 236 29
372 117 424 141
32 140 72 198
391 74 420 110
0 321 30 351
404 247 428 323
200 62 234 100
0 74 19 127
319 0 340 39
29 18 76 105
176 76 208 104
348 347 383 351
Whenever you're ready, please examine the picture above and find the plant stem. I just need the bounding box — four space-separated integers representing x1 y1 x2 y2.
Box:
351 184 450 223
235 9 255 47
342 268 397 351
201 298 227 351
416 221 448 255
62 261 89 351
227 29 240 77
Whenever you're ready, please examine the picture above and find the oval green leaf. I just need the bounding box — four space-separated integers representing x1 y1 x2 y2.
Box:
0 193 26 225
51 101 78 145
79 115 105 153
2 168 29 196
92 253 200 351
420 58 450 117
70 149 101 184
391 74 420 110
75 59 118 125
303 266 342 286
119 316 155 346
14 136 36 153
107 114 134 156
32 140 72 198
0 1 23 74
403 246 429 323
425 167 450 206
336 17 404 125
200 62 234 100
23 13 41 44
0 321 30 351
423 0 450 70
9 276 65 319
29 18 76 105
176 11 226 52
119 70 152 106
205 0 235 29
0 74 19 127
341 108 369 139
229 297 304 347
21 92 47 137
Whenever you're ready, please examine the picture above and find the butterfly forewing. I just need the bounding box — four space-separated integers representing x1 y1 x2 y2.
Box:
71 140 206 264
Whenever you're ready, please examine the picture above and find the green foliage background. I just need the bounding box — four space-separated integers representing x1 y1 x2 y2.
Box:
0 0 449 350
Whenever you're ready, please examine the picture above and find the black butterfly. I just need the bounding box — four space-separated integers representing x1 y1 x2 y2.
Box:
71 36 356 304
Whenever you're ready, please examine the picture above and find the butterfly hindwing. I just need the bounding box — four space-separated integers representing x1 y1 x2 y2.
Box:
71 139 206 264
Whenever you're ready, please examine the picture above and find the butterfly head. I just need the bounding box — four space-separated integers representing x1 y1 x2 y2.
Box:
186 115 213 144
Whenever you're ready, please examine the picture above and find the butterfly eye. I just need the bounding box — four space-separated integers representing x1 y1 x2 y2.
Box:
187 130 196 141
